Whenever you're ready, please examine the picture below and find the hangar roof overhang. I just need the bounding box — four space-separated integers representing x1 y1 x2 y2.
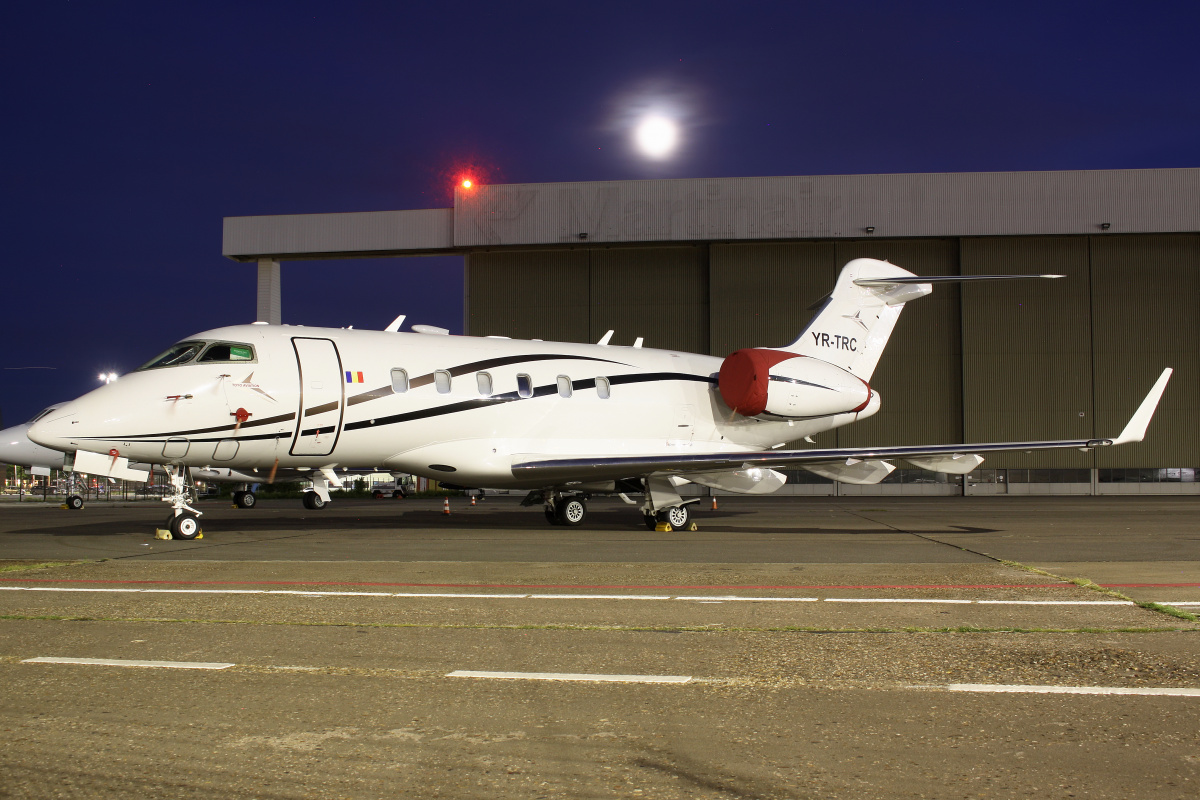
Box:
222 167 1200 262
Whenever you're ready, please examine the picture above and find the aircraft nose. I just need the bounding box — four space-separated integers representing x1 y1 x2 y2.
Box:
27 410 78 452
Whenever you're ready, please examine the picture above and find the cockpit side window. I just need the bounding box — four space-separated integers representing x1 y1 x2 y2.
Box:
136 340 205 371
198 342 256 363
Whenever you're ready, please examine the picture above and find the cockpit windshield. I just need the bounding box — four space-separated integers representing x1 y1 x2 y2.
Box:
26 406 59 424
137 341 205 370
136 340 256 371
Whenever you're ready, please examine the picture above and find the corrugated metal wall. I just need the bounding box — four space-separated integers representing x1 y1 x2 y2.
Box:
465 249 590 342
466 247 707 351
960 237 1094 468
590 247 707 352
1091 234 1200 467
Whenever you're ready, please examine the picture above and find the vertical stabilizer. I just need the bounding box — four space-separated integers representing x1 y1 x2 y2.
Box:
783 258 930 380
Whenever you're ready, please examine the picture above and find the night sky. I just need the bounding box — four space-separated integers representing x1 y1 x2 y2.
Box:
2 1 1198 425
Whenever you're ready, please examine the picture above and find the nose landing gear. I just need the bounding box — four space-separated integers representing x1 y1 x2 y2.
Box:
160 464 203 540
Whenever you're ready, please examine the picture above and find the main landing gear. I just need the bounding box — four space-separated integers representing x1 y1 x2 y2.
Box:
301 471 334 510
640 476 699 532
232 490 257 509
544 494 587 526
642 504 691 531
161 464 203 540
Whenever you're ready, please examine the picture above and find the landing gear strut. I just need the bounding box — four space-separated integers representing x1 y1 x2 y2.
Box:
302 471 335 510
162 464 202 540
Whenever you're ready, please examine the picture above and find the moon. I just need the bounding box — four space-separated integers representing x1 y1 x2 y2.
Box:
634 115 679 159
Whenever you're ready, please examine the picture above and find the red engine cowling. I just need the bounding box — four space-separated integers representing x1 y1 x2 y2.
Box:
718 349 872 418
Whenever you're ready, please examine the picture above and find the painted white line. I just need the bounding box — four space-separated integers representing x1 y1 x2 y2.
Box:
676 596 818 602
1160 602 1200 606
447 670 691 684
22 657 234 670
947 683 1200 697
824 598 973 604
389 593 529 599
975 600 1133 606
528 594 672 600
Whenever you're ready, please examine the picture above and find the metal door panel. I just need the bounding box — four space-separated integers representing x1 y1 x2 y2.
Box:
290 338 345 457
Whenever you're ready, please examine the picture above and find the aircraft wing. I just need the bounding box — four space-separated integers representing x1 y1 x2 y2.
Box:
512 368 1172 485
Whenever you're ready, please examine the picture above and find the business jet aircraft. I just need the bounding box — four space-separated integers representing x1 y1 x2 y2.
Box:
28 258 1172 540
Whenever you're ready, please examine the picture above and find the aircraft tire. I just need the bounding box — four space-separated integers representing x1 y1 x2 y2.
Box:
556 497 587 526
66 495 84 510
169 512 202 540
235 491 256 509
302 491 327 510
657 505 690 530
544 506 561 525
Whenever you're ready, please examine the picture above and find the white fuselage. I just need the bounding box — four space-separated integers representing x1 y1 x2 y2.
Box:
28 324 880 489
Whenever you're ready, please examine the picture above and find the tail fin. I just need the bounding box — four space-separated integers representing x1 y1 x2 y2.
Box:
784 258 928 380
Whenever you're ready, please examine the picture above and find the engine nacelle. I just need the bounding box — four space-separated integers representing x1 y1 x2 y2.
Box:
718 349 872 418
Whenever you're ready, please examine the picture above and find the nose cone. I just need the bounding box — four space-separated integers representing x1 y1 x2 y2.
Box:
0 422 68 467
27 406 79 453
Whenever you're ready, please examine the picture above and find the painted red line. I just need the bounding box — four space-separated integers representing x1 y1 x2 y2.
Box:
0 578 1075 589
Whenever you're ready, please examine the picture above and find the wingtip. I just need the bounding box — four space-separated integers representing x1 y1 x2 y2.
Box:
1112 368 1173 445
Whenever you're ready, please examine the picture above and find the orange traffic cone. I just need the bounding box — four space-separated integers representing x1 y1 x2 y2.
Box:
442 497 450 515
470 494 476 506
711 495 719 510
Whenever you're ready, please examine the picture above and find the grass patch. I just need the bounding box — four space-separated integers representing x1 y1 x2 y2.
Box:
999 559 1199 623
0 560 89 574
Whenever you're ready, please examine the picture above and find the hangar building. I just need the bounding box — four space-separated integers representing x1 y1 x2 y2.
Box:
223 168 1200 495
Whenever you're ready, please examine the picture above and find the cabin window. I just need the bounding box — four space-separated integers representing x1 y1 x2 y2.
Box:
516 373 533 398
477 372 493 396
596 376 611 399
390 368 409 393
434 370 452 394
556 375 572 398
198 342 255 363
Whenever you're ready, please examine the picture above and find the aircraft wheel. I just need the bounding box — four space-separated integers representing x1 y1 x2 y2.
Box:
657 505 690 530
235 491 256 509
66 495 84 510
643 513 657 531
544 506 561 525
169 512 202 540
556 497 586 526
302 491 327 510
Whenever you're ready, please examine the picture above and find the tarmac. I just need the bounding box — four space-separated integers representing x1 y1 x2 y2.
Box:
0 495 1197 798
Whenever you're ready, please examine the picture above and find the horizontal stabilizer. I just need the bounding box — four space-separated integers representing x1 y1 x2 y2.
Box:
853 274 1063 287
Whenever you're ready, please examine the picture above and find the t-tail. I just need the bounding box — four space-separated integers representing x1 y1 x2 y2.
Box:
782 258 1063 380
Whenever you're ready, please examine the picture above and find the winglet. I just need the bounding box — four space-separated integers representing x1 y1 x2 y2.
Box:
1111 368 1173 445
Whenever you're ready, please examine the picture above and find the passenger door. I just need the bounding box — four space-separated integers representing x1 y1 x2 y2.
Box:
290 338 345 457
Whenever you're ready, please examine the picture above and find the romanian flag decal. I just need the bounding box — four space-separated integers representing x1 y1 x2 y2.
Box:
345 371 364 384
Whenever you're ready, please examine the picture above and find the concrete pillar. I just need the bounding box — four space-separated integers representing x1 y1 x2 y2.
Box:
256 259 281 324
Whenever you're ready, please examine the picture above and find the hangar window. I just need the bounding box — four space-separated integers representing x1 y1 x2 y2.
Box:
596 377 611 399
434 370 452 394
516 373 533 398
556 375 572 398
477 372 493 396
137 340 205 371
391 368 409 393
198 342 256 363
